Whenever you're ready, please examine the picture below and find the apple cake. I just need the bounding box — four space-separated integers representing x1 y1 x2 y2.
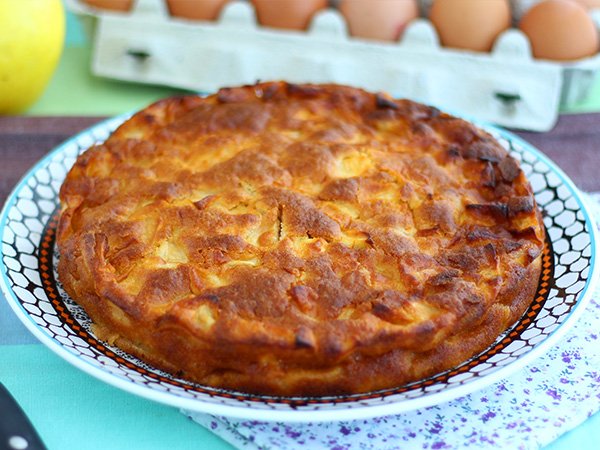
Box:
57 81 545 396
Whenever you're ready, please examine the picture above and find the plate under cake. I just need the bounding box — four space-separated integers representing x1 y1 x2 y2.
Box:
56 81 545 396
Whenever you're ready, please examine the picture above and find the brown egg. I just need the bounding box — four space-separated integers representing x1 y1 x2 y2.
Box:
520 0 599 60
167 0 230 20
339 0 419 41
252 0 328 30
429 0 511 52
81 0 132 11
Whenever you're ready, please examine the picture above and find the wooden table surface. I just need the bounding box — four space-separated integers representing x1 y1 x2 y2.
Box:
1 114 599 204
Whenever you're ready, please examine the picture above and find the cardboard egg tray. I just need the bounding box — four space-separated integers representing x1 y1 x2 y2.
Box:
66 0 600 131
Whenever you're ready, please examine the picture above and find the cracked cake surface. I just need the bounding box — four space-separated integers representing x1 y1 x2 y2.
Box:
57 82 545 396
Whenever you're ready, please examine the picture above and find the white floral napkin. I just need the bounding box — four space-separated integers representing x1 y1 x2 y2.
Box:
184 193 600 450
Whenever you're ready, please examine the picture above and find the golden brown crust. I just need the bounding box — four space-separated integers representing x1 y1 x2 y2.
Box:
57 82 545 396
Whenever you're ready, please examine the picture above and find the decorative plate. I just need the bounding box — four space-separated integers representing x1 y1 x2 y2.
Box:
1 115 597 422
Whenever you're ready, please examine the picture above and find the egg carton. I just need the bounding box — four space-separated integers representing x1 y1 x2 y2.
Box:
66 0 600 131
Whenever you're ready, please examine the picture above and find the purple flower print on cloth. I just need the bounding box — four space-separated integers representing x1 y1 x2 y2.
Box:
184 192 600 450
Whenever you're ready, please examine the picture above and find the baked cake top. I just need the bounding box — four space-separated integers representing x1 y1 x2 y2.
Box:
57 82 544 394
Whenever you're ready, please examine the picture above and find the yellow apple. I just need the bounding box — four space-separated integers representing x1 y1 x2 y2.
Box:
0 0 66 114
